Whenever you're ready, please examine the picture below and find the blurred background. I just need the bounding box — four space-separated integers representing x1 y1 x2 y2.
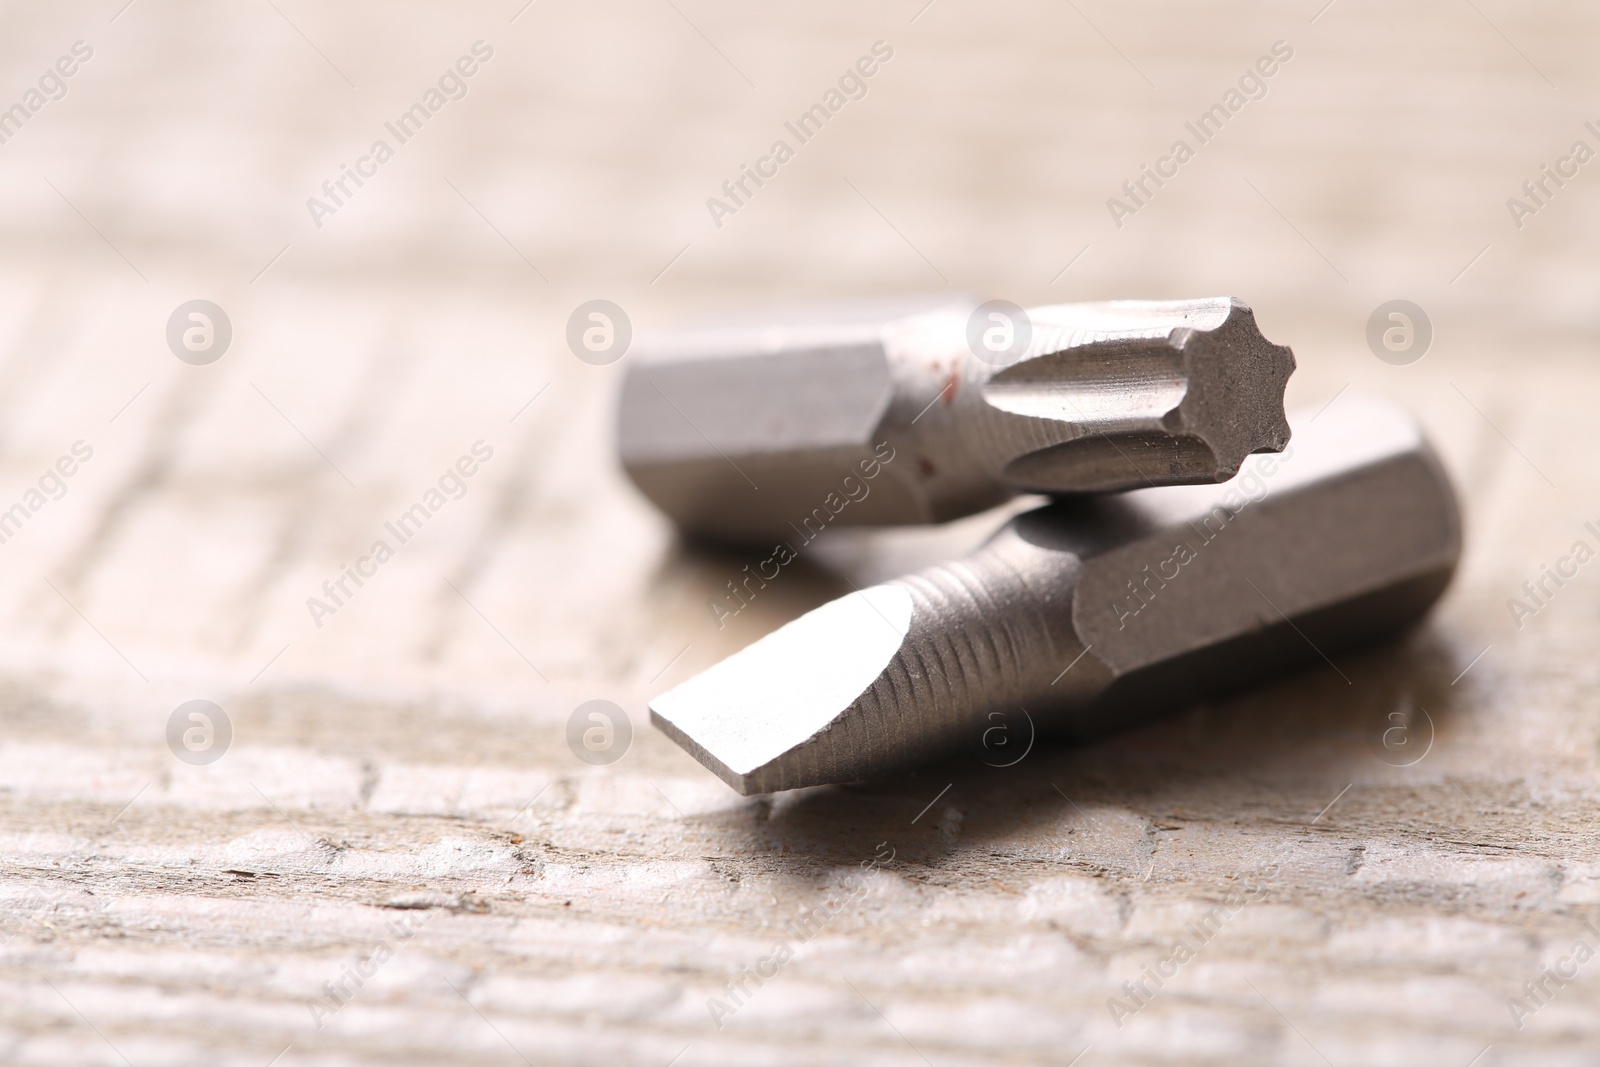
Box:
0 0 1593 698
3 1 1599 1064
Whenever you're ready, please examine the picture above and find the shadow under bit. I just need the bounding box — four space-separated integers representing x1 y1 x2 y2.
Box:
685 623 1465 877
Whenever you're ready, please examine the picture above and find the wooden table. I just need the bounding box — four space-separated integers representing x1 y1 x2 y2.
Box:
2 1 1597 1063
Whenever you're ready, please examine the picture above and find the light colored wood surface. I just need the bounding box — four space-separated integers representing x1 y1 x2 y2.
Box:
2 1 1599 1064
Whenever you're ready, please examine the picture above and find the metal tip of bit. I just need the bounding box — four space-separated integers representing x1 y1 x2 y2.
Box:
985 297 1295 493
617 296 1294 543
650 585 913 795
651 393 1461 794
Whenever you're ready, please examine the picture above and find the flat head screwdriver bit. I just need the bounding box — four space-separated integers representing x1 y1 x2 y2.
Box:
651 393 1461 794
617 297 1295 543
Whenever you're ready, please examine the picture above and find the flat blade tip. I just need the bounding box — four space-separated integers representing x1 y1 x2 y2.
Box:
648 585 915 793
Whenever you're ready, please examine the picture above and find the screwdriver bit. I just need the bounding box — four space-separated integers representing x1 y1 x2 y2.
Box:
651 393 1461 794
617 296 1295 543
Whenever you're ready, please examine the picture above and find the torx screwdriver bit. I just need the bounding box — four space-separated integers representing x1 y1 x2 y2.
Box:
651 393 1461 794
618 296 1295 543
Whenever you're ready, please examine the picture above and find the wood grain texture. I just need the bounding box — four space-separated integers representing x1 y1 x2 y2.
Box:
1 1 1599 1064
